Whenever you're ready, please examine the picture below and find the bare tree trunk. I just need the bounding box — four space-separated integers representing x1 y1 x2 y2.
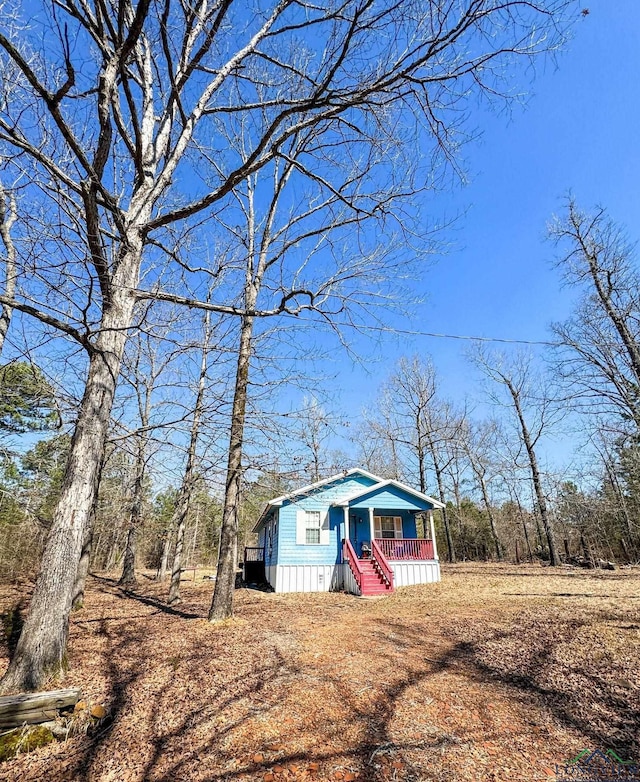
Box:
209 314 252 621
506 380 559 566
426 433 455 564
157 526 173 582
168 518 186 604
0 260 140 694
72 517 93 610
0 184 16 357
516 497 534 563
120 425 149 587
119 524 138 587
168 312 210 604
119 457 143 587
478 473 502 560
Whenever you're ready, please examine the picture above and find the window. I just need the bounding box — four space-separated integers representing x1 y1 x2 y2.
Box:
374 515 403 539
305 510 321 544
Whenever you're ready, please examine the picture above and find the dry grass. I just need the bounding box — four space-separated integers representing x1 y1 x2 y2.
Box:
0 563 639 781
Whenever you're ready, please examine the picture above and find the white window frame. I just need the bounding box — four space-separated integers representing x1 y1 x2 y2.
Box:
304 510 322 545
374 515 403 539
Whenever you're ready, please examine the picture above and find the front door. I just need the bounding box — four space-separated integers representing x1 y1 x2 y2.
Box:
349 511 369 557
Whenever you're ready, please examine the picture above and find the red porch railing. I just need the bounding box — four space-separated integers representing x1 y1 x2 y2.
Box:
371 538 394 588
342 538 364 592
374 538 434 560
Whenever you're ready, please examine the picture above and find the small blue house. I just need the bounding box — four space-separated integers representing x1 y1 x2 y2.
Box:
250 468 443 596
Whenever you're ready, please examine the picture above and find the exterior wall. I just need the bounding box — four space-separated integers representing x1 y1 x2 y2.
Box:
265 512 278 567
276 473 378 566
390 560 441 587
265 561 439 593
349 484 432 512
269 564 344 593
257 512 278 567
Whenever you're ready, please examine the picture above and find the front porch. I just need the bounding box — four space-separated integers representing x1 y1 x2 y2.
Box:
340 504 440 596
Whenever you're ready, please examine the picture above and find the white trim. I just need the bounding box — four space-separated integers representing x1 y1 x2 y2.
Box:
336 479 444 510
429 511 439 560
368 507 375 543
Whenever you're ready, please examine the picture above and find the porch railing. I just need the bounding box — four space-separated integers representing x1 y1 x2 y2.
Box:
342 538 364 592
374 538 435 561
244 546 265 563
371 538 394 588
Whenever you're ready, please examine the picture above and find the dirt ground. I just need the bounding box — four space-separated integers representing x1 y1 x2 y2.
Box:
0 563 639 782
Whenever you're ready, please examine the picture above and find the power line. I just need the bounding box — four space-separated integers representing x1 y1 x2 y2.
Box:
293 316 560 347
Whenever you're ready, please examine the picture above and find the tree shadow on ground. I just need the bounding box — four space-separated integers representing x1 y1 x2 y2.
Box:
12 576 639 782
411 616 640 760
117 588 202 620
61 585 469 782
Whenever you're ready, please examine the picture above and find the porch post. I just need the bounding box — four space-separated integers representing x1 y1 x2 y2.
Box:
343 506 349 561
429 511 439 560
368 506 375 544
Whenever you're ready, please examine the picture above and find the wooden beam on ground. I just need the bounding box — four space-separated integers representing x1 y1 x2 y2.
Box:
0 688 81 729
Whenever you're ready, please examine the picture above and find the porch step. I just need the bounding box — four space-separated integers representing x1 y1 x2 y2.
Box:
357 560 393 595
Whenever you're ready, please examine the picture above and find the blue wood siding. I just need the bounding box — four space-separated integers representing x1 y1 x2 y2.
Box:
277 503 343 565
349 484 433 511
256 512 277 565
268 473 430 566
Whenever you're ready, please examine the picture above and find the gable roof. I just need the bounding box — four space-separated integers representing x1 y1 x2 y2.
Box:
252 468 380 531
252 468 444 531
333 478 444 509
267 467 381 506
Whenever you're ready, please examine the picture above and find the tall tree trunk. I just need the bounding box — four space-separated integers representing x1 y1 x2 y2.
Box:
426 434 455 564
516 497 534 563
72 514 94 610
157 525 173 582
209 314 253 621
0 254 140 694
507 380 559 566
0 185 16 357
119 524 138 587
433 461 455 563
168 312 210 604
168 518 186 604
478 472 502 561
120 430 149 587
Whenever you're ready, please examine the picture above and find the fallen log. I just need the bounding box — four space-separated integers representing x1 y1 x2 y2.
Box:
0 688 81 729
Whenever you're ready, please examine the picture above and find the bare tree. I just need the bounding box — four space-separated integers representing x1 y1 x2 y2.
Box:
0 0 575 691
461 419 503 560
117 323 177 587
550 201 640 430
472 348 560 565
366 356 460 561
0 181 16 357
169 311 212 604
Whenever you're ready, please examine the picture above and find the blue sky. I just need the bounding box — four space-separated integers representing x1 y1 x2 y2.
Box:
306 0 640 469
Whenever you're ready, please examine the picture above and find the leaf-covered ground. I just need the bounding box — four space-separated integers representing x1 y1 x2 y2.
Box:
1 563 639 781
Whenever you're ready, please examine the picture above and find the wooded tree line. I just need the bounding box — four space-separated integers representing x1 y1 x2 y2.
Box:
0 0 584 694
